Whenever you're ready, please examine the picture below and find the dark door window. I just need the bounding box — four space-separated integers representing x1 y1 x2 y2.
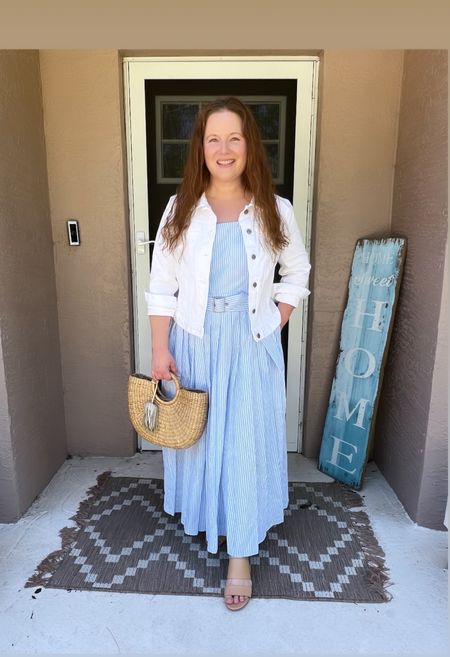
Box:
155 97 287 184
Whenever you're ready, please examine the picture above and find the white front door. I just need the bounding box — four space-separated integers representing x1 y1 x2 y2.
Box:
123 56 318 453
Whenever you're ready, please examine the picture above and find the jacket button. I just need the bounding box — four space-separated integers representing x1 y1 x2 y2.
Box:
252 308 256 314
246 228 252 234
251 254 256 259
257 333 261 339
253 281 257 287
244 209 249 214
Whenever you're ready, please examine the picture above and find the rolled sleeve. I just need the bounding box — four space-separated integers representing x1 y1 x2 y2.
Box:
145 196 179 316
272 201 311 307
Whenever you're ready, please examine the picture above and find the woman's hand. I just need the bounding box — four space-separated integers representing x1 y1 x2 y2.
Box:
277 302 295 330
151 347 178 381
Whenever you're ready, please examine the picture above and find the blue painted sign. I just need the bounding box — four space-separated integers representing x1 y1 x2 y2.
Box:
318 237 407 489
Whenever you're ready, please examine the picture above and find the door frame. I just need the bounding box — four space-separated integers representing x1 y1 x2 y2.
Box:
123 55 319 452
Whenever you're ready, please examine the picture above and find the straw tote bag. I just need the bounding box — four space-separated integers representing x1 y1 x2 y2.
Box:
128 372 209 449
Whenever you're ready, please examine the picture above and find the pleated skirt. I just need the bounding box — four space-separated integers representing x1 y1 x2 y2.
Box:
160 221 289 557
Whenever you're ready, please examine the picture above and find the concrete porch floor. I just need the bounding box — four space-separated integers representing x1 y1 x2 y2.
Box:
0 452 448 657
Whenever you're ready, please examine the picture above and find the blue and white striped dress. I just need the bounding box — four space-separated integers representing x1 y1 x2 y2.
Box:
160 220 289 557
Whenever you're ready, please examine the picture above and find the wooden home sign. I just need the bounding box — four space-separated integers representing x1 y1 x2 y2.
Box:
318 237 407 489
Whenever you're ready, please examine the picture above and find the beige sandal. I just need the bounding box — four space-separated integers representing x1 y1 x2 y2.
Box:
224 557 252 611
224 577 252 611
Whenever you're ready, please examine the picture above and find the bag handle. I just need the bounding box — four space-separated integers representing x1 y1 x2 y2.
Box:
150 371 181 404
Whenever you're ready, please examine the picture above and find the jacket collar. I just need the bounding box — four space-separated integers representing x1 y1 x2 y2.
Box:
197 190 255 210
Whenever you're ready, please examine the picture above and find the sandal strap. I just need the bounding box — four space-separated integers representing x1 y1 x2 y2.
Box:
224 577 252 597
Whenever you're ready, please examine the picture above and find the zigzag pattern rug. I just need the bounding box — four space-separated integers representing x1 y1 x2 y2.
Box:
25 471 394 603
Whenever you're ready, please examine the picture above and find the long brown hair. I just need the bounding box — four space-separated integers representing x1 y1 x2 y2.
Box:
161 96 289 256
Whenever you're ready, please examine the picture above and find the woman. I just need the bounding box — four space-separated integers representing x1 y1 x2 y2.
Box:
146 96 311 610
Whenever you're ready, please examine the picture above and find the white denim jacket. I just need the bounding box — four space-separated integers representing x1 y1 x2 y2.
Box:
145 191 311 342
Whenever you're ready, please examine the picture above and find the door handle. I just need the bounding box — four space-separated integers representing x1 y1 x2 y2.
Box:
136 232 155 255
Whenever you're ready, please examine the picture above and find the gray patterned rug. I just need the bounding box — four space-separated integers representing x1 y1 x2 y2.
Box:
25 470 393 603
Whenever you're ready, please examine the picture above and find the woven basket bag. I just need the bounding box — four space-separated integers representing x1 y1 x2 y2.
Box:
127 372 209 449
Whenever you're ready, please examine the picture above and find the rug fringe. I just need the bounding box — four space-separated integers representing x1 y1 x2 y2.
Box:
24 470 112 588
341 484 394 602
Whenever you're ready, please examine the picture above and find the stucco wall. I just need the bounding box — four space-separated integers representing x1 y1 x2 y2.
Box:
303 49 404 456
373 50 448 528
38 49 135 457
0 51 67 522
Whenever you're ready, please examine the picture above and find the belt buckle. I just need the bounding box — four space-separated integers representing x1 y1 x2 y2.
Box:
213 296 226 312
